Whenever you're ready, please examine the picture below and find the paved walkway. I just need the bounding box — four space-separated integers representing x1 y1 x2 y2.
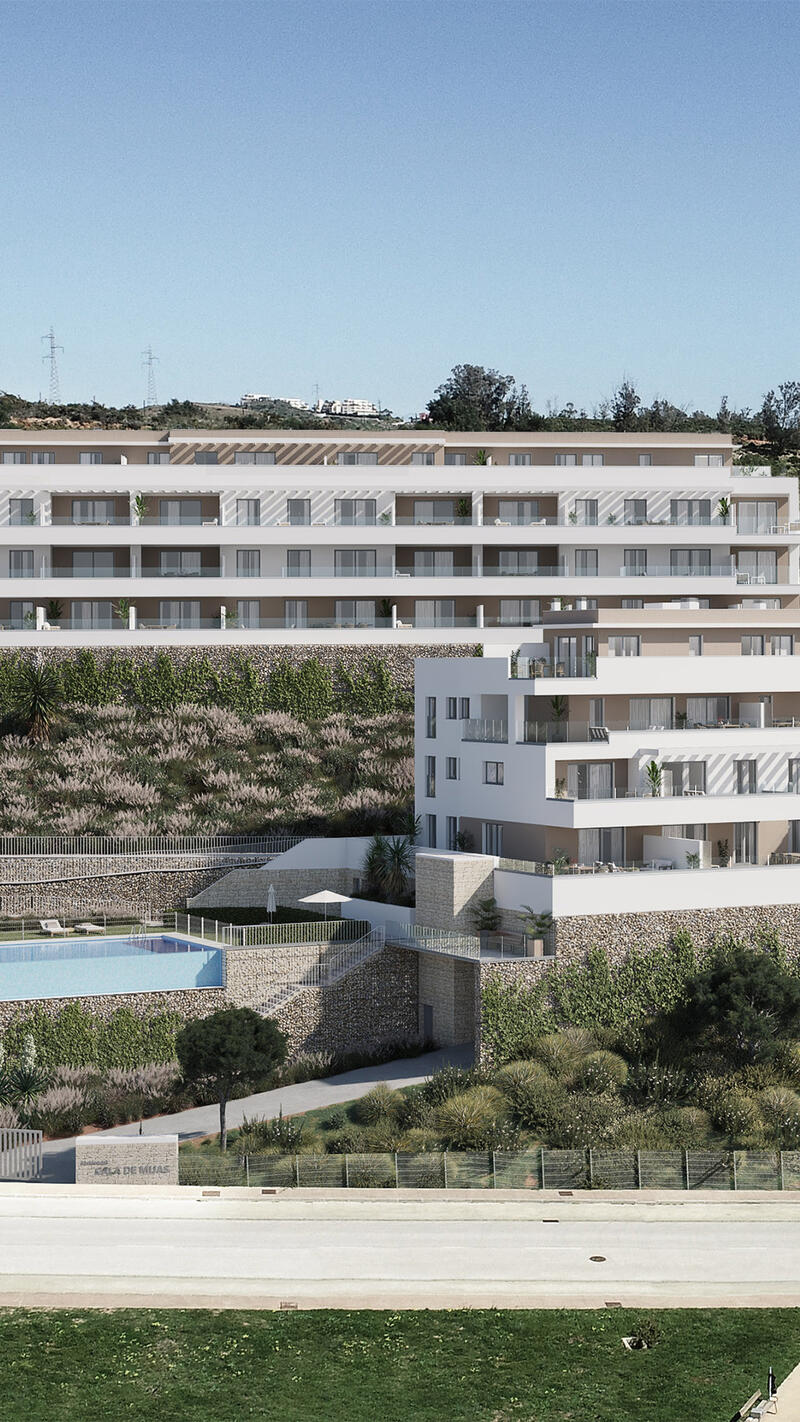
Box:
776 1362 800 1419
40 1044 472 1184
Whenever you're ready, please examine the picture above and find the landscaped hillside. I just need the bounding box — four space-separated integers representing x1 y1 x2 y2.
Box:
0 702 413 839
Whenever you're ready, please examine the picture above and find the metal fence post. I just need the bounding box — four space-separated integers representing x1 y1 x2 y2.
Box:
492 1150 497 1189
394 1151 399 1189
245 1156 250 1188
345 1154 350 1189
295 1155 300 1187
443 1151 448 1189
636 1149 642 1188
587 1147 593 1188
684 1148 690 1190
732 1152 738 1191
541 1146 546 1190
781 1151 786 1190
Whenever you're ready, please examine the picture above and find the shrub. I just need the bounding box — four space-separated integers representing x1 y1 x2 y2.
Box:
576 1050 628 1094
320 1108 347 1131
434 1086 509 1149
656 1106 713 1148
543 1093 623 1148
710 1089 760 1140
416 1065 489 1108
759 1086 800 1146
28 1084 92 1136
352 1082 402 1125
396 1126 441 1152
507 1070 563 1131
237 1109 308 1156
347 1155 396 1187
530 1029 594 1083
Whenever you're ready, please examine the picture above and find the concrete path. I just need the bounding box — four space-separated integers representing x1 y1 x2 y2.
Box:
40 1044 472 1184
777 1362 800 1420
3 1189 800 1310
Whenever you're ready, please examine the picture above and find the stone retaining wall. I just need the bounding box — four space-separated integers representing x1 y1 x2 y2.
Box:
0 867 232 918
0 643 475 691
188 865 357 912
552 901 800 963
0 984 226 1033
272 945 418 1058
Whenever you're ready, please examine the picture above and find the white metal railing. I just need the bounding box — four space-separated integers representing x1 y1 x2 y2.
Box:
174 913 370 948
392 925 481 960
256 928 385 1013
0 834 299 858
0 1128 42 1181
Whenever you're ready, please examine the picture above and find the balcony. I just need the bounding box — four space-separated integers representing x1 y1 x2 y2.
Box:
522 717 800 744
462 718 509 743
511 655 596 679
50 515 131 527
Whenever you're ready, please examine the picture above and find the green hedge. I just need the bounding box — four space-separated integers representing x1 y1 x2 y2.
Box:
481 928 785 1064
0 650 412 719
0 1002 182 1070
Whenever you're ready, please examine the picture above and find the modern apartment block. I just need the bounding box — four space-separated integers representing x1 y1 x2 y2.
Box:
0 427 774 648
413 450 800 942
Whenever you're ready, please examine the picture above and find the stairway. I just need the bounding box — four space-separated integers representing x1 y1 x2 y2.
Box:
256 929 385 1016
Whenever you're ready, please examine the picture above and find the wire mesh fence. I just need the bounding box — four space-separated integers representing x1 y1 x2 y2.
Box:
178 1146 800 1191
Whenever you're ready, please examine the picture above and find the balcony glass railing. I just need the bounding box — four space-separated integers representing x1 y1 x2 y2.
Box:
511 655 596 679
50 515 131 526
549 785 800 803
522 717 800 744
462 718 509 743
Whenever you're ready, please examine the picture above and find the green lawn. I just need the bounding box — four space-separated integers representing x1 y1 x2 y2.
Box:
0 1308 796 1421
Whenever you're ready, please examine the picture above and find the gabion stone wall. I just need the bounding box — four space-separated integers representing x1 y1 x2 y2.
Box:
0 866 231 918
0 642 476 692
552 902 800 963
271 945 419 1058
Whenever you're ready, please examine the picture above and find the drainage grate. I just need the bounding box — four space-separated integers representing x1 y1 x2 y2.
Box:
279 1301 298 1310
590 1255 607 1263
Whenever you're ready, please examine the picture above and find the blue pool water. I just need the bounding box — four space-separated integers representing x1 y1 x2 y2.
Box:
0 935 224 1001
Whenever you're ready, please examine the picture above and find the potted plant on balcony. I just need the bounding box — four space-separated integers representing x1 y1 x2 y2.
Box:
555 778 567 798
550 850 571 875
473 450 489 466
645 759 663 797
717 838 731 867
519 905 554 957
133 493 149 525
717 497 731 524
113 598 130 628
456 497 472 520
45 599 64 629
685 851 701 869
550 695 568 741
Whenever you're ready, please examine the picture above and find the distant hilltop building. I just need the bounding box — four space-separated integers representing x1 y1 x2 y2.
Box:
314 398 381 418
241 394 309 411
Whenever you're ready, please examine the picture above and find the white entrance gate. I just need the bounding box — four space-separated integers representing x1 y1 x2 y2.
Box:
0 1129 42 1180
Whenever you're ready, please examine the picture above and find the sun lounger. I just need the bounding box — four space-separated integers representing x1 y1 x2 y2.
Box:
39 919 74 936
74 922 105 933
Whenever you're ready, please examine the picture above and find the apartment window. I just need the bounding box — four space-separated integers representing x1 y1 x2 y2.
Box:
499 599 539 626
737 500 778 535
482 822 503 855
9 499 34 526
410 451 435 465
624 548 648 576
159 499 202 525
589 698 605 727
670 499 711 526
498 499 539 524
236 498 260 526
689 634 703 656
686 695 730 727
638 454 652 467
608 635 641 657
498 549 538 575
554 453 577 466
2 452 26 464
159 550 201 577
508 452 531 466
286 549 311 577
413 499 455 524
9 600 34 628
158 600 201 628
335 549 376 577
446 757 460 780
694 453 725 467
426 696 437 738
234 451 275 465
789 759 800 793
79 452 103 465
147 451 170 465
484 761 504 785
742 634 765 656
236 600 260 628
9 550 34 578
459 697 470 718
670 548 711 575
335 599 375 627
71 550 116 576
73 499 117 525
446 697 458 720
568 762 613 800
71 601 113 630
194 452 218 465
737 550 778 585
772 634 794 656
335 498 377 526
582 453 603 466
737 760 758 794
624 498 647 525
236 549 261 578
621 598 644 609
425 755 436 798
31 451 54 465
629 696 674 730
415 599 455 627
287 499 310 526
337 451 378 466
444 453 466 466
661 761 706 796
284 599 307 628
572 499 598 526
426 814 437 848
575 549 598 576
446 816 459 851
735 821 758 863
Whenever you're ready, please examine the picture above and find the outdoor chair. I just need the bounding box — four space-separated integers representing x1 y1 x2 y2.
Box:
39 919 73 935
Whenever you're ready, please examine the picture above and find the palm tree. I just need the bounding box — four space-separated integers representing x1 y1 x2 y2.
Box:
385 835 413 899
10 658 61 743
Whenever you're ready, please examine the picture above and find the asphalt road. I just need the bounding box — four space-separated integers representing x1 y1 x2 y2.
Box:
1 1191 799 1309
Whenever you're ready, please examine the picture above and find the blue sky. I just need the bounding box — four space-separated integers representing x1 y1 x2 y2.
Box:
1 0 798 415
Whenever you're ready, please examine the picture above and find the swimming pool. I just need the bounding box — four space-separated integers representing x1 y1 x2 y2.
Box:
0 934 224 1001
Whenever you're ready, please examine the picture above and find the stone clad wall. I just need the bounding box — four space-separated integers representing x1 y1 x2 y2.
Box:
188 865 357 912
272 945 418 1058
417 953 479 1047
0 983 226 1033
552 902 800 963
0 866 233 918
415 854 495 932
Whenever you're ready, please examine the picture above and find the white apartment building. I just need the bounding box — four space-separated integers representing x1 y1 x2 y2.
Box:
0 427 786 652
412 446 800 930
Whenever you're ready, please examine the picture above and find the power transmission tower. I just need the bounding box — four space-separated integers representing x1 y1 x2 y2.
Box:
41 327 63 404
142 345 159 408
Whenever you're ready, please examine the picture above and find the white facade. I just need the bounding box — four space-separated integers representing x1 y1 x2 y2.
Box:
0 426 790 650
